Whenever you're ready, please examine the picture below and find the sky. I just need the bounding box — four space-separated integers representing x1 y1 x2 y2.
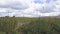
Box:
0 0 60 17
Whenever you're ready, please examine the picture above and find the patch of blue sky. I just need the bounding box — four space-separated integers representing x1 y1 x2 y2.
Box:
46 0 51 3
34 0 57 4
46 0 57 3
34 0 43 4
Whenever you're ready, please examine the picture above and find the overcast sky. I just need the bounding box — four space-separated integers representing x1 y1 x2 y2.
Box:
0 0 60 17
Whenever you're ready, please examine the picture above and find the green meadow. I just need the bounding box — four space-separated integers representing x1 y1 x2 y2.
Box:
0 17 60 34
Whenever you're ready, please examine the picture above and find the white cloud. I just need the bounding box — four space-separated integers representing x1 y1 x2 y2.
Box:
0 0 60 17
0 0 29 10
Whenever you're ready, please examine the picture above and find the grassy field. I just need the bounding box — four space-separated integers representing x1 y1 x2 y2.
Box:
0 17 60 34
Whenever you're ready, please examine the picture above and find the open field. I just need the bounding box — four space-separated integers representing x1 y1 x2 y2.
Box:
0 17 60 34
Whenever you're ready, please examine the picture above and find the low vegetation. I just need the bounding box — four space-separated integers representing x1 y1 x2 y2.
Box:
0 17 60 34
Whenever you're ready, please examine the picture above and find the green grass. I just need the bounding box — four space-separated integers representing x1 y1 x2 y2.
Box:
0 17 60 34
0 32 5 34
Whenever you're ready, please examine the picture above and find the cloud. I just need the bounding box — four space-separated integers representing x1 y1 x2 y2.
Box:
0 12 8 17
0 0 29 10
0 0 60 17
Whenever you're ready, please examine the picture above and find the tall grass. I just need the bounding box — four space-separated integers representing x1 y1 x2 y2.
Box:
0 17 60 34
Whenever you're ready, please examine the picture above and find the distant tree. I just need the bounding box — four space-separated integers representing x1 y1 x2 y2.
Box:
13 16 15 17
5 16 9 18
